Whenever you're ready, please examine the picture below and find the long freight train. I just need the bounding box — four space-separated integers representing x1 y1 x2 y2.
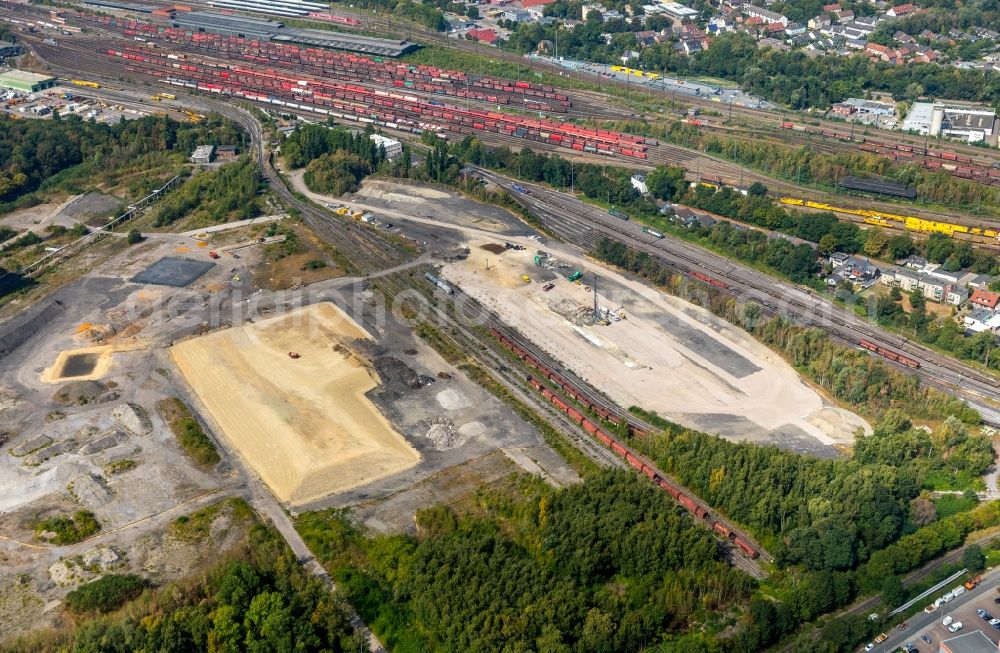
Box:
490 327 759 559
525 374 759 559
491 327 647 438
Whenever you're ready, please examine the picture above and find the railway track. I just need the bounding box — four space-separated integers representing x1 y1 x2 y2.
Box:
21 21 1000 236
477 169 1000 426
25 41 772 570
215 101 631 471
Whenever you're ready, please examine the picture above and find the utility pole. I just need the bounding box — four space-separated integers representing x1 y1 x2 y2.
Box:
593 274 599 324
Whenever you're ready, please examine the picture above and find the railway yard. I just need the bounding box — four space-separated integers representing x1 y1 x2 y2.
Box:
10 5 1000 239
3 0 1000 646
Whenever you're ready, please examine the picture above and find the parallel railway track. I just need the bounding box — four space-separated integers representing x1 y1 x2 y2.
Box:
478 170 1000 426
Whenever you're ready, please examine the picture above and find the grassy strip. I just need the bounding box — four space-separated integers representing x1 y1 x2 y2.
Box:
157 398 221 468
170 498 254 543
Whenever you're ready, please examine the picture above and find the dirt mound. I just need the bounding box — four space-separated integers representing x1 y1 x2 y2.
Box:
53 380 117 406
373 356 423 391
170 303 421 506
480 243 507 254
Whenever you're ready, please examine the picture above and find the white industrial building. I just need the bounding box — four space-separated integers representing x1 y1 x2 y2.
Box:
642 2 699 19
207 0 327 18
902 102 997 143
190 145 215 164
370 134 403 160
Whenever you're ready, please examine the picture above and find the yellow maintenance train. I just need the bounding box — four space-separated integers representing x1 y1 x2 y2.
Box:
779 198 1000 240
609 65 662 81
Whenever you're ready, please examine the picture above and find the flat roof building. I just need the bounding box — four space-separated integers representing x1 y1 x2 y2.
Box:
902 101 996 142
370 134 402 160
190 145 215 164
0 70 56 93
273 29 419 57
207 0 327 18
941 631 1000 653
902 101 935 134
940 105 996 143
170 11 283 39
657 2 700 18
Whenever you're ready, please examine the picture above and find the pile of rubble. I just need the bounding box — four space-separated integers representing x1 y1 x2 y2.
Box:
419 418 460 449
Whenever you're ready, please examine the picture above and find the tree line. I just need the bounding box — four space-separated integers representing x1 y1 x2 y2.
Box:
0 113 243 215
282 124 413 195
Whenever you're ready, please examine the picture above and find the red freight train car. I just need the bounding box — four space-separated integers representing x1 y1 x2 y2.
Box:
859 339 920 369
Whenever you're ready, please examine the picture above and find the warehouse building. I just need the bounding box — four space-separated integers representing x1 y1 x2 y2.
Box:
207 0 327 18
370 134 402 160
83 0 154 13
902 101 997 143
170 11 283 39
272 29 419 57
190 145 215 164
0 70 56 93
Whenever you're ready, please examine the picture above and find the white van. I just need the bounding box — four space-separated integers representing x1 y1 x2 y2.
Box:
943 616 954 626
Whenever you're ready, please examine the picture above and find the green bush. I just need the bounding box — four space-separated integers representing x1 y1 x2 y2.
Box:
65 574 147 614
35 510 101 544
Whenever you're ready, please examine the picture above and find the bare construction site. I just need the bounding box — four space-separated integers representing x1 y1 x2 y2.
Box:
171 303 421 506
441 239 871 454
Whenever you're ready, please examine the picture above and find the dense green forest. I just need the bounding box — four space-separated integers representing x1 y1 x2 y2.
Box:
630 413 989 571
282 124 407 194
6 514 366 653
151 156 262 227
298 472 756 652
0 113 243 214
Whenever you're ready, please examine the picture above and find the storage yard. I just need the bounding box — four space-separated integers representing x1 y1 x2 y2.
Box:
439 238 869 454
170 302 421 506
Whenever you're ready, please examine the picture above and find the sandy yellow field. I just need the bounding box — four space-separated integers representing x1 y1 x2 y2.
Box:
170 302 420 506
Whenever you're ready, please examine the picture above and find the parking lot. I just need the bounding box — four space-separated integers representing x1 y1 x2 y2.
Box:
919 594 1000 649
871 570 1000 652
